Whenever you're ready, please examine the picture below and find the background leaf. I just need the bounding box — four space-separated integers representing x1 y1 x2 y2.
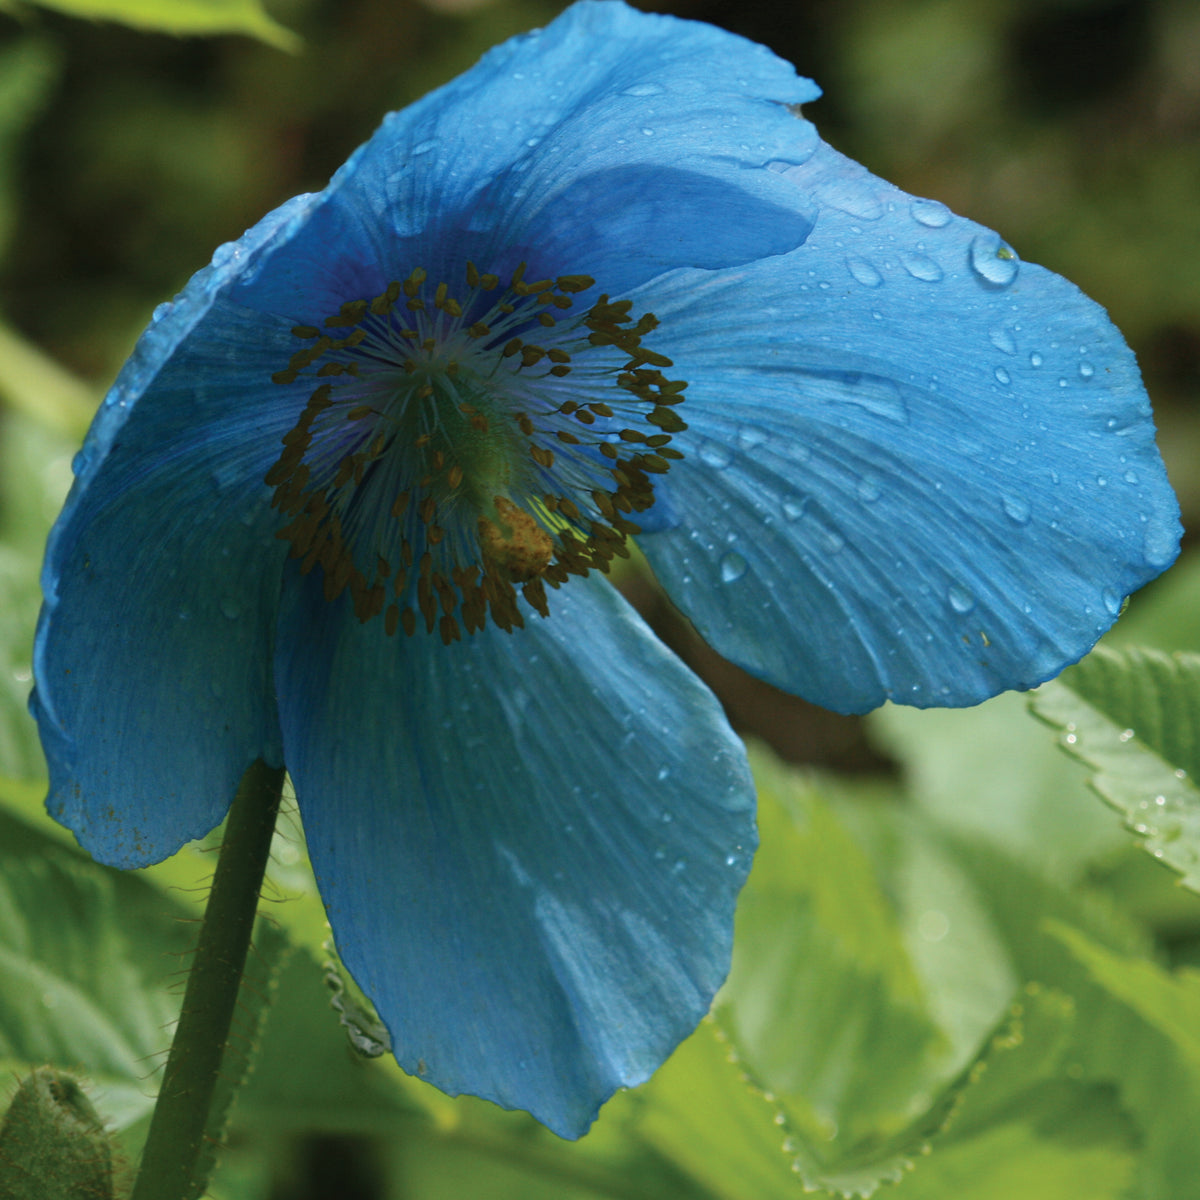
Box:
1031 645 1200 889
19 0 298 50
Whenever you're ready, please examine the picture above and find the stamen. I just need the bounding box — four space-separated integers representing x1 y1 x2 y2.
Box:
264 262 686 641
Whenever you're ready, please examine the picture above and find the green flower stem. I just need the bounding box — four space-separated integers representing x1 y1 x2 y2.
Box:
130 759 285 1200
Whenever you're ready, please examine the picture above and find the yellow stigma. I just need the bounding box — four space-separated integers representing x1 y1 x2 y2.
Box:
479 498 554 582
264 261 688 643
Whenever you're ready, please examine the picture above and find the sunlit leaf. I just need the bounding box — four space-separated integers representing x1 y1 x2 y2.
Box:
21 0 299 51
870 690 1123 878
635 761 986 1198
1031 644 1200 890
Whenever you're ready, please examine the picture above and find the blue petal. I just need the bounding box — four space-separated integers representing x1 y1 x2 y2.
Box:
273 571 755 1138
636 142 1181 713
32 301 297 867
228 0 822 318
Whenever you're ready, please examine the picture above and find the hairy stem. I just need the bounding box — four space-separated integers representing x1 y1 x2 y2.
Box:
130 759 285 1200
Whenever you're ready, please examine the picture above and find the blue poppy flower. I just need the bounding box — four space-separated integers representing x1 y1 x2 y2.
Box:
32 0 1178 1139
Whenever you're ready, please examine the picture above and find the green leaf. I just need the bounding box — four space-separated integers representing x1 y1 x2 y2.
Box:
20 0 299 50
1049 921 1200 1068
0 804 195 1139
1030 644 1200 890
1045 921 1200 1199
633 757 990 1198
0 547 46 780
870 690 1123 878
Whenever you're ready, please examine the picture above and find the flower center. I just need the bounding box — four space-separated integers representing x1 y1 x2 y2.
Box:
265 262 687 643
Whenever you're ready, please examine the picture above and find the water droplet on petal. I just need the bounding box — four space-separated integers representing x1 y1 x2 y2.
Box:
1002 494 1031 524
845 255 883 288
737 424 768 449
989 325 1018 355
656 765 671 782
1103 589 1123 615
1123 469 1139 484
901 252 943 282
1079 361 1095 380
831 191 885 221
817 528 845 555
1029 351 1043 367
970 232 1020 287
783 496 808 521
622 82 664 96
212 241 240 269
699 440 734 469
151 302 173 324
410 139 436 156
1143 511 1178 568
857 476 882 502
947 584 975 614
640 127 655 136
719 551 748 583
911 198 952 227
994 366 1011 385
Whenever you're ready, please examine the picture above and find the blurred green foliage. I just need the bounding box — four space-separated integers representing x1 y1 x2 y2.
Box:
0 0 1198 1196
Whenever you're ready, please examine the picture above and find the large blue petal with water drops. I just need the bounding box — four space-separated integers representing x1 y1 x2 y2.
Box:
638 142 1181 714
30 297 302 867
273 571 756 1138
227 0 822 323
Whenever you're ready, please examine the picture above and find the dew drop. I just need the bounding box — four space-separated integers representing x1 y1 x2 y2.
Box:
989 326 1018 355
818 528 846 555
1118 727 1135 742
994 366 1011 385
1143 512 1179 568
947 584 976 614
910 197 952 227
737 424 768 449
1079 361 1095 380
699 440 734 470
211 240 240 269
901 251 943 282
1103 588 1123 615
856 476 882 502
783 495 808 521
656 766 671 782
640 127 655 137
845 255 883 288
832 190 885 220
151 301 173 324
970 232 1020 287
1029 351 1043 368
719 551 748 583
1001 494 1031 524
1123 469 1139 484
410 139 436 156
622 81 663 96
